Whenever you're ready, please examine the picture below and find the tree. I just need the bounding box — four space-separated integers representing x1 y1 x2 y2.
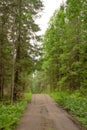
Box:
0 0 43 101
0 0 12 100
42 0 87 91
42 5 66 90
13 0 43 100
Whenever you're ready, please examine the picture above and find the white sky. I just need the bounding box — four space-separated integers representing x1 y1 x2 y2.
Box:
36 0 66 35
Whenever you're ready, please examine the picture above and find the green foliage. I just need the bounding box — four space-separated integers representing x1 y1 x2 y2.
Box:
31 71 47 93
42 0 87 91
50 91 87 128
0 0 43 101
0 92 32 130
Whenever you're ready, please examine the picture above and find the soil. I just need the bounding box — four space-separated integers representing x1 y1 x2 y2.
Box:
16 94 86 130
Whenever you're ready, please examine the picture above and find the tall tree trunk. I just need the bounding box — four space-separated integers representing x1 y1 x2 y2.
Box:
0 20 5 101
13 0 22 101
13 40 20 101
11 29 15 103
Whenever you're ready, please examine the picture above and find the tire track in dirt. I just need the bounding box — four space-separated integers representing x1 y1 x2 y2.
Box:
16 94 86 130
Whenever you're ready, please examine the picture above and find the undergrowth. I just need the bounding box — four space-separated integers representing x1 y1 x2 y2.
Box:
0 92 32 130
50 90 87 128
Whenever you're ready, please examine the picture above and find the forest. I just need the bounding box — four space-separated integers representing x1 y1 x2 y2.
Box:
0 0 87 130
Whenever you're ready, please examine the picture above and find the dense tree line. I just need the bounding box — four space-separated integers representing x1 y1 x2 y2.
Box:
42 0 87 91
0 0 43 102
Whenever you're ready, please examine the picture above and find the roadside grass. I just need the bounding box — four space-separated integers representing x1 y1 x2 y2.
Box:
49 90 87 128
0 92 32 130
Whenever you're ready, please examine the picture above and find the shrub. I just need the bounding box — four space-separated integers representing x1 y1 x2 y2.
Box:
0 92 32 130
50 90 87 128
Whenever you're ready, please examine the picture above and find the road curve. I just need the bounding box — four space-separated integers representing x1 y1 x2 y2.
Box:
16 94 85 130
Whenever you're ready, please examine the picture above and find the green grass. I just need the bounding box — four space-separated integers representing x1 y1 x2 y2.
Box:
49 90 87 128
0 92 32 130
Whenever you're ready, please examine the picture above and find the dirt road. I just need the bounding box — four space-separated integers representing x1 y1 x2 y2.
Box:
16 94 85 130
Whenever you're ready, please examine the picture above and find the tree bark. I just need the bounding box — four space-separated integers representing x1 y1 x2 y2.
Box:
13 0 22 101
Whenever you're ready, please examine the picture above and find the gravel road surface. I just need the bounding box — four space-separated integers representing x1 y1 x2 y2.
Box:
16 94 85 130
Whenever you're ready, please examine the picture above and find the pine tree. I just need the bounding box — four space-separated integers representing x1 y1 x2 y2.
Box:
0 0 43 101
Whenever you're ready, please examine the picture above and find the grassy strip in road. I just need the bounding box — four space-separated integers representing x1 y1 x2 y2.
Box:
0 92 32 130
50 90 87 128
